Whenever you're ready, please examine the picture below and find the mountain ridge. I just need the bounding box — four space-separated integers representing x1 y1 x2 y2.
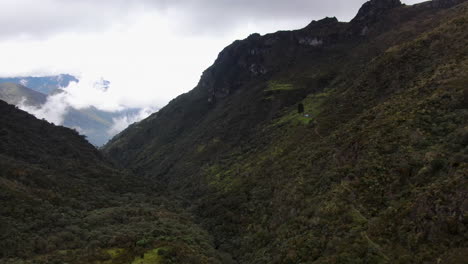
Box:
103 0 468 262
0 0 466 263
104 0 467 170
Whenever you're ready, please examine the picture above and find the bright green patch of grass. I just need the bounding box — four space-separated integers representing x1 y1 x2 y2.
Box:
106 248 125 258
264 81 295 91
276 89 331 126
131 248 165 264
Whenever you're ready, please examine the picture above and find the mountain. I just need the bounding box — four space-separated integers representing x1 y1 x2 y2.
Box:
0 82 46 106
63 107 145 146
0 74 79 95
0 99 224 263
0 83 112 146
103 0 468 263
0 76 153 146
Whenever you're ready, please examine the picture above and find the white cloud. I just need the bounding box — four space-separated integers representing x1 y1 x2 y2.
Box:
18 93 70 125
19 79 28 86
108 107 157 137
0 11 282 111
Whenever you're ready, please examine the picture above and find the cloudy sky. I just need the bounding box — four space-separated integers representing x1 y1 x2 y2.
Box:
0 0 425 113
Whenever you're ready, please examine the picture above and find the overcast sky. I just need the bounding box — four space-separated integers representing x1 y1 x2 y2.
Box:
0 0 425 112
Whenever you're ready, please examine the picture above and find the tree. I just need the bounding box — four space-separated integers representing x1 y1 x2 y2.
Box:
298 103 304 114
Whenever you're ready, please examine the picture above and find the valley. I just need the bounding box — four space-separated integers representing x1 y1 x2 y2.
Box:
1 0 467 263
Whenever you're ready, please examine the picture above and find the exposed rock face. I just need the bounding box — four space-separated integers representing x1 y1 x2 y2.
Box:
352 0 402 22
202 0 449 104
203 33 270 103
173 0 468 106
202 17 345 103
298 37 323 46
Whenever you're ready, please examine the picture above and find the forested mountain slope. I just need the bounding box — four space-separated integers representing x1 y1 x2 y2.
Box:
0 100 224 263
103 0 468 263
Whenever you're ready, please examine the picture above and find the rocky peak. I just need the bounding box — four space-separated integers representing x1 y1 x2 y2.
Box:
352 0 402 22
305 17 339 28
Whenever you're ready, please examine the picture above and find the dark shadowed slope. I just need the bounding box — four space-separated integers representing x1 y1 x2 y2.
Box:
103 0 468 263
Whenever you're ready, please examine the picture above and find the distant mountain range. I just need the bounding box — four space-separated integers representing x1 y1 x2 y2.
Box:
0 74 78 95
0 75 155 146
63 106 144 146
0 82 46 106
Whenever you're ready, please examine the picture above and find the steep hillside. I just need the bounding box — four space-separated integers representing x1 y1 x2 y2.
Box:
0 83 47 106
0 100 224 263
104 0 468 263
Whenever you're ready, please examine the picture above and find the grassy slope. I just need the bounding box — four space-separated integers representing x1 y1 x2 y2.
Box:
103 1 468 263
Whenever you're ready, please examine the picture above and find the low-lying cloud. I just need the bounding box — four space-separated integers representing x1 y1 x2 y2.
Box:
18 93 70 125
18 74 120 123
108 107 157 137
17 77 159 140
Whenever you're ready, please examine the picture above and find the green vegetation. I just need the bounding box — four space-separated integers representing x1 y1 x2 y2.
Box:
102 1 468 263
0 101 223 263
2 1 468 263
131 249 162 264
264 81 295 92
276 90 330 126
